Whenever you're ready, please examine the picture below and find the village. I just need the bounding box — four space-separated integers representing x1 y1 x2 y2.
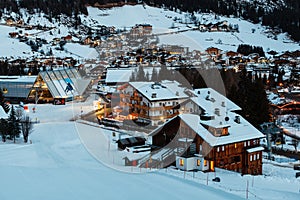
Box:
0 3 300 199
1 9 300 175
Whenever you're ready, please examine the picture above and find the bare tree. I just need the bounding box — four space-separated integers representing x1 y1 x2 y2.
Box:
20 116 33 143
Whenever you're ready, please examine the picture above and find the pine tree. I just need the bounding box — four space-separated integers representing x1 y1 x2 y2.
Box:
0 118 8 142
8 106 20 143
151 67 158 82
136 65 146 81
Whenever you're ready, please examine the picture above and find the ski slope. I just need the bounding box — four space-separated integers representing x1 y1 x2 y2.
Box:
0 95 299 199
0 100 242 200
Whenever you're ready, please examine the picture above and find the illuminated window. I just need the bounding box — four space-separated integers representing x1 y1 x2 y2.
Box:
234 143 237 148
179 159 184 166
197 159 201 166
222 146 225 151
204 160 207 166
250 155 252 162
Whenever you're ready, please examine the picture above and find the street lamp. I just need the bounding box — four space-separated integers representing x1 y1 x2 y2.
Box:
2 88 8 94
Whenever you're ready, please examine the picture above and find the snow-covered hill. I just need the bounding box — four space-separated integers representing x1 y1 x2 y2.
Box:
0 4 299 60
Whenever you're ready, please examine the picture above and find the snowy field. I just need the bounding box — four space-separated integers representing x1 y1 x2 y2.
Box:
0 94 299 199
87 5 300 53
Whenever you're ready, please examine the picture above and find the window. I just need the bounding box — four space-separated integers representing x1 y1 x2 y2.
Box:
197 159 201 166
204 160 207 166
253 140 257 145
222 146 225 151
179 159 184 166
234 143 237 148
248 141 250 146
217 147 220 152
254 154 256 160
244 142 247 147
233 156 241 163
257 153 260 160
250 155 252 162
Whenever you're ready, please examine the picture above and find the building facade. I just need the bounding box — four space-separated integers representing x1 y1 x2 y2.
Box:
147 88 265 175
118 81 189 125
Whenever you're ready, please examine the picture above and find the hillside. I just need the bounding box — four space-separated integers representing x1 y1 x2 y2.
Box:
0 0 299 41
0 4 299 60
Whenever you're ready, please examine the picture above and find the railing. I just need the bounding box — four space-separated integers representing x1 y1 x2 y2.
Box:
149 106 175 111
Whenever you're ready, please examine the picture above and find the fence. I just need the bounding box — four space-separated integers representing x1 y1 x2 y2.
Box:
128 166 265 200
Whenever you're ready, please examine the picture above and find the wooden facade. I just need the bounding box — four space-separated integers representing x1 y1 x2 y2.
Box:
151 116 263 175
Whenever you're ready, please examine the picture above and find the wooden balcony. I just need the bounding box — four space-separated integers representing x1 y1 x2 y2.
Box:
138 112 179 121
130 96 142 101
149 106 174 111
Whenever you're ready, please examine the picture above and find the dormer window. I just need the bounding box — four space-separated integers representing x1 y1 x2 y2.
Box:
206 126 229 137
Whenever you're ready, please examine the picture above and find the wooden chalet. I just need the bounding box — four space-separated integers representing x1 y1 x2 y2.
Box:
148 88 265 175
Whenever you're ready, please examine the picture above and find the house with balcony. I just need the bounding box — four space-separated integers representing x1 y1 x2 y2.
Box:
118 80 190 125
147 88 265 175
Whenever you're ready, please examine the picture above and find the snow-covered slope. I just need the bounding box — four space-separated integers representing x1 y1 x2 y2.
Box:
0 97 299 199
87 4 299 53
0 4 299 59
0 101 243 200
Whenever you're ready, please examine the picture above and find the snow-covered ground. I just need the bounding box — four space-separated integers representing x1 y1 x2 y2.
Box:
0 94 299 199
87 5 300 53
1 4 299 59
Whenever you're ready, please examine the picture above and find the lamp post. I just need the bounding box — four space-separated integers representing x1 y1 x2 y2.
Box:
2 88 8 94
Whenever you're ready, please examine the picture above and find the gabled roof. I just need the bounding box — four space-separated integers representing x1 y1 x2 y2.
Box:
38 68 91 99
180 113 265 146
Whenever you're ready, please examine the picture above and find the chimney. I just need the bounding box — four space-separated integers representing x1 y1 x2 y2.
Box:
214 108 220 116
221 101 225 107
234 116 240 124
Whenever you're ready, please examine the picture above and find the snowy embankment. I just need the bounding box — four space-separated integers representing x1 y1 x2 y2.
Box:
0 98 244 200
0 96 299 199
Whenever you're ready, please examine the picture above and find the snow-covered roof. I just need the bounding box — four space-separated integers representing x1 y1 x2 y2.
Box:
39 68 91 98
0 106 8 119
246 146 265 153
105 68 133 84
191 88 241 114
0 76 37 83
129 80 189 101
180 113 265 147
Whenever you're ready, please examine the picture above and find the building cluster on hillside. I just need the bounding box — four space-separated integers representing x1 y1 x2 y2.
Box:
0 57 79 76
198 20 239 32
